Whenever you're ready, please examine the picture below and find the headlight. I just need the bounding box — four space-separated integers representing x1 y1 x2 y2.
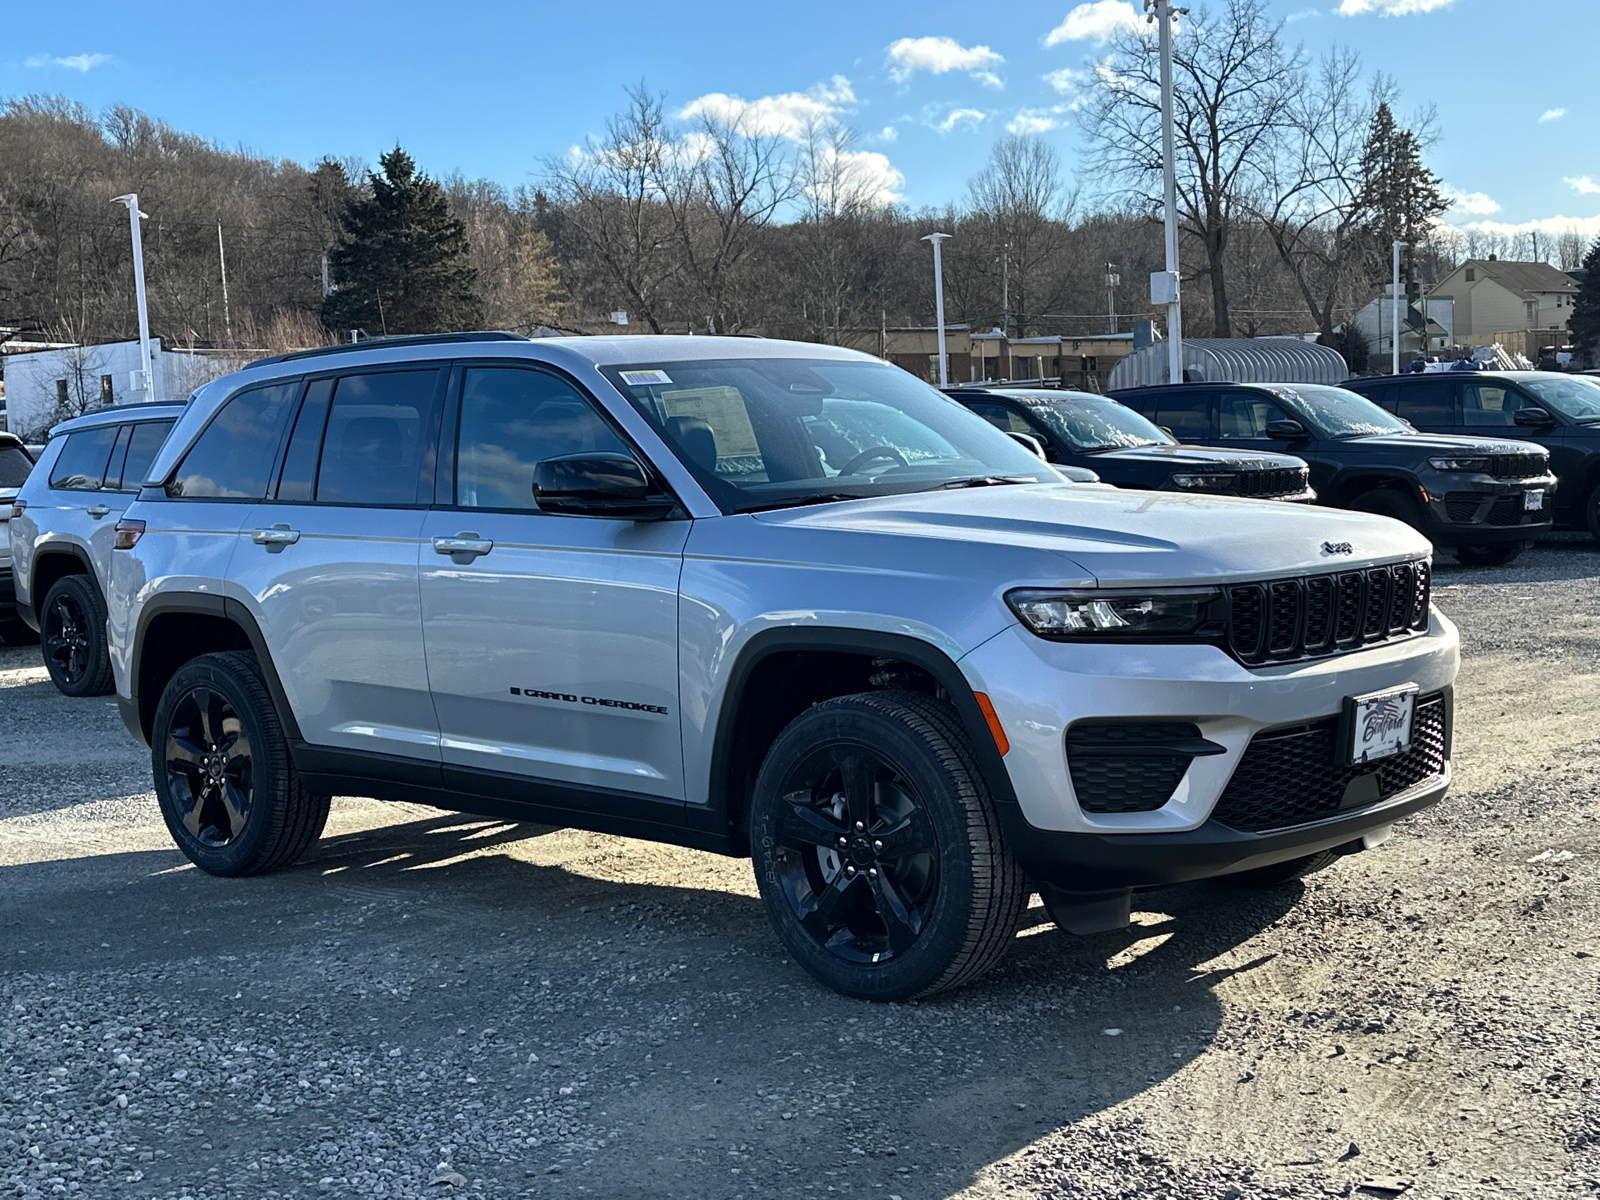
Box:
1170 473 1236 491
1427 456 1490 472
1007 588 1223 639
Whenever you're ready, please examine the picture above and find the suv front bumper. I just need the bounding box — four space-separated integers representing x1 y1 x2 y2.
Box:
1421 472 1555 546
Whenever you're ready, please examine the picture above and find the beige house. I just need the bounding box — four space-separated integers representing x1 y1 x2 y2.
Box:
1427 258 1578 340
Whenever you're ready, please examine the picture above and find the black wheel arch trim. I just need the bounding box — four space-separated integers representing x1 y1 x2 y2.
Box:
1329 470 1423 508
696 627 1019 843
127 593 303 747
28 542 97 605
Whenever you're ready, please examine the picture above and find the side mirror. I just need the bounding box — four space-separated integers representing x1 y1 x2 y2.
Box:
1158 426 1177 440
533 452 677 520
1514 407 1555 428
1006 430 1051 461
1265 419 1308 441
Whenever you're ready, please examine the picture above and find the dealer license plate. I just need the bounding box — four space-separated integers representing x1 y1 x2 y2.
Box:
1347 685 1418 765
1524 489 1545 511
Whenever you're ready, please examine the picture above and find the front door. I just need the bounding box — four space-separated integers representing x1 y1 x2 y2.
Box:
230 368 444 761
419 364 689 807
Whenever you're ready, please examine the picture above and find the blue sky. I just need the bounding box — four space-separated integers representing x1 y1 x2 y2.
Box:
3 0 1595 239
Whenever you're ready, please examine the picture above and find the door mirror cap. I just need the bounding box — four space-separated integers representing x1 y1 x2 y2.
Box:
1265 419 1308 441
1513 407 1555 427
533 452 677 520
1005 430 1050 461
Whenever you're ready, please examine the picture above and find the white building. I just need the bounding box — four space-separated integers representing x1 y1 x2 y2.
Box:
0 339 248 437
1349 288 1453 359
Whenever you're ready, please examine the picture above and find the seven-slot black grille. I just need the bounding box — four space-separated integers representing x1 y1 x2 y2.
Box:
1234 466 1311 498
1210 692 1449 832
1067 721 1213 814
1225 559 1429 666
1487 454 1548 480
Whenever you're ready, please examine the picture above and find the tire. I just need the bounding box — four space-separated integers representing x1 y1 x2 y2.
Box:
0 619 35 647
151 650 330 877
1348 487 1425 532
751 690 1027 1001
39 574 114 696
1223 849 1339 888
1452 542 1525 567
1585 483 1600 544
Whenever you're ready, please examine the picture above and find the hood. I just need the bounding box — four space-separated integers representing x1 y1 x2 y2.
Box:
751 483 1428 588
1348 432 1548 456
1086 444 1305 470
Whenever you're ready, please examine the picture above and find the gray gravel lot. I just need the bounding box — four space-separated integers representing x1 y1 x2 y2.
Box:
3 536 1598 1200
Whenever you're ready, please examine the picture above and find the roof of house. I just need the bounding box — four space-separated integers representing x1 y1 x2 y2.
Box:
1446 259 1579 299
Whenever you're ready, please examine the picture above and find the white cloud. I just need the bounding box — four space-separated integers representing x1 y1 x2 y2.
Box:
1285 7 1322 20
808 147 905 207
886 36 1004 88
1337 0 1454 13
1007 105 1075 135
932 107 989 134
875 125 899 144
678 76 856 141
1443 185 1500 216
1457 215 1600 239
1045 67 1086 94
1044 2 1143 44
1539 108 1567 123
24 52 110 71
1566 176 1600 195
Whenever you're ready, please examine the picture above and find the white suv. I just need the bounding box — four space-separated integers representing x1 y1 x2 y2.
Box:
103 334 1457 1000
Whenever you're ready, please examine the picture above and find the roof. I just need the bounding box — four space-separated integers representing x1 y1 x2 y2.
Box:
1446 259 1579 299
48 402 188 438
1106 338 1348 390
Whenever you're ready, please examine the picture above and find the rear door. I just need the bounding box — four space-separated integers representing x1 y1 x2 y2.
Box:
231 368 444 761
1153 389 1214 444
419 362 688 809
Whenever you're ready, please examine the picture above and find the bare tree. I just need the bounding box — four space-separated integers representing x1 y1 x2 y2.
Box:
1080 0 1304 336
1557 228 1589 272
966 135 1073 336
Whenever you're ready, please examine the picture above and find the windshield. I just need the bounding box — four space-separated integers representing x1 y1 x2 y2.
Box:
1519 375 1600 420
1269 384 1412 438
603 357 1057 512
0 446 34 488
1015 394 1173 451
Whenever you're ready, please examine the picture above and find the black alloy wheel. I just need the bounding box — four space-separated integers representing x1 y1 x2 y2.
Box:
769 742 940 966
40 574 114 696
152 651 329 876
752 690 1026 1000
164 685 255 849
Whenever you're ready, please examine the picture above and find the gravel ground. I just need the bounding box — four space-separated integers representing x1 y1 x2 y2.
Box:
2 535 1598 1200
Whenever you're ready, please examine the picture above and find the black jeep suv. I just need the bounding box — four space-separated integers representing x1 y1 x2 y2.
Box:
1110 380 1555 566
947 386 1315 501
1342 371 1600 540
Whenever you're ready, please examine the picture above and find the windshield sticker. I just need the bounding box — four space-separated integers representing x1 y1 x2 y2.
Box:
620 369 673 386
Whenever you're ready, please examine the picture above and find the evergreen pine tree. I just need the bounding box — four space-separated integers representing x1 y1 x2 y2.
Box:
1571 237 1600 367
1359 103 1448 296
322 148 482 334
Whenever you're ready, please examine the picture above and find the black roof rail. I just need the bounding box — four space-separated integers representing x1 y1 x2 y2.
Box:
252 330 531 367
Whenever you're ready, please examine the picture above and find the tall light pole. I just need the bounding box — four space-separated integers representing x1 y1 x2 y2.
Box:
1105 264 1120 335
112 194 154 402
1392 239 1407 375
1146 0 1186 385
922 232 952 388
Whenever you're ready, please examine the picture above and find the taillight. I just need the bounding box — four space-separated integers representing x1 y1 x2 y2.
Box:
8 499 23 519
113 518 145 550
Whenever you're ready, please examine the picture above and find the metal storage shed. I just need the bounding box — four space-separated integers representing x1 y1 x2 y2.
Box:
1106 337 1349 391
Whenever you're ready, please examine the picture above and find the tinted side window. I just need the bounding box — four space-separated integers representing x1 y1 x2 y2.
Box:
455 368 628 511
316 370 440 506
1461 381 1517 428
964 401 1034 436
116 421 175 491
275 378 334 503
168 382 299 499
1395 381 1457 427
48 426 120 491
0 446 34 488
1217 391 1290 439
1155 392 1211 440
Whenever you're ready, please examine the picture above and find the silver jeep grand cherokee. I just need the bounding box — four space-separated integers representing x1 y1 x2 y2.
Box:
104 333 1458 1000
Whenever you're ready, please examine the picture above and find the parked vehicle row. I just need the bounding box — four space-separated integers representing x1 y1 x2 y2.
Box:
8 334 1461 1001
0 431 39 645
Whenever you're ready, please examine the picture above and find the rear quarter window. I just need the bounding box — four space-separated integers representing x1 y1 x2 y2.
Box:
113 421 175 490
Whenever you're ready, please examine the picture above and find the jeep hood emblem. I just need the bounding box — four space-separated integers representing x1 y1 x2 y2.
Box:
1321 541 1354 556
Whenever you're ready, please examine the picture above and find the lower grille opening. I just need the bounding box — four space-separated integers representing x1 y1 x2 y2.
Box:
1210 693 1449 833
1067 721 1220 814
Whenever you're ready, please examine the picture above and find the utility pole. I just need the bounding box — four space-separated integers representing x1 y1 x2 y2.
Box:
1000 242 1010 338
1105 264 1120 335
320 253 334 298
922 232 952 388
111 194 155 402
1146 0 1186 385
216 221 232 345
1392 239 1407 374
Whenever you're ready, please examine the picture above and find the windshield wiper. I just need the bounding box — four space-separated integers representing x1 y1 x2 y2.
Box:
927 475 1037 490
732 492 870 514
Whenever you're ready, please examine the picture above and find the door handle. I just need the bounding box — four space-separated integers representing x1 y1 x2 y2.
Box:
87 505 111 519
433 533 494 559
251 523 301 551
